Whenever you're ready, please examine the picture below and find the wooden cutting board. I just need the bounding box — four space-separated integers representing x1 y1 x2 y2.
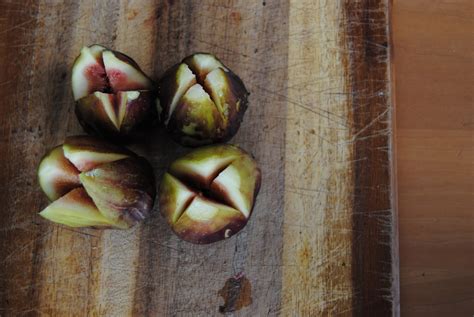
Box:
0 1 398 316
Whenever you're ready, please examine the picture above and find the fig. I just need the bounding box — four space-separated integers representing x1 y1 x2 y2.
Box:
72 45 157 140
158 53 249 147
40 188 115 228
159 144 261 244
37 136 155 229
38 146 81 201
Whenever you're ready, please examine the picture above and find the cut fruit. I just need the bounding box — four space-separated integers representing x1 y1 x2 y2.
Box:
210 164 248 217
203 68 229 117
76 92 119 133
117 90 157 135
167 84 222 146
102 50 153 92
159 63 197 124
63 135 131 172
173 196 246 244
72 46 157 140
38 146 81 201
88 44 107 56
116 91 138 128
80 157 155 228
210 158 261 219
159 144 261 244
159 173 197 224
37 136 156 229
71 45 108 100
76 90 157 139
183 53 226 82
39 188 115 228
204 67 248 123
169 145 239 188
203 67 249 139
94 92 119 129
158 53 249 146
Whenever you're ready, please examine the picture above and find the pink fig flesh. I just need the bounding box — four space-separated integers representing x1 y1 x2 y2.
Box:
71 45 108 100
71 45 156 139
102 50 153 92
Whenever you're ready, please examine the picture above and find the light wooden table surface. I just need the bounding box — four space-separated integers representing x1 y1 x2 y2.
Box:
0 1 397 316
393 0 474 316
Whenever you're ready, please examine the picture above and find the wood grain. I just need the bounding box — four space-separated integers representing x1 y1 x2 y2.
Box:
0 1 397 316
345 2 398 316
393 0 474 316
283 1 354 315
283 1 397 315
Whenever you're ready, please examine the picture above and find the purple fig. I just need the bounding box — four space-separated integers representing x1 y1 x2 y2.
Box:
38 136 155 229
71 45 156 140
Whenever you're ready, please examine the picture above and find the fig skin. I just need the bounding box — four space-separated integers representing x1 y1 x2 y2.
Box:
75 90 158 141
62 135 132 172
71 45 157 141
39 188 115 228
37 136 156 229
159 144 261 244
80 156 156 228
172 196 247 244
158 53 249 147
37 146 81 201
167 84 223 146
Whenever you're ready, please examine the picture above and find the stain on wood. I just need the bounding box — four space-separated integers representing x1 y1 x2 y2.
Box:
0 0 397 316
218 272 252 314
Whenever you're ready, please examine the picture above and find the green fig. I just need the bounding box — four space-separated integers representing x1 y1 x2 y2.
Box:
158 53 249 147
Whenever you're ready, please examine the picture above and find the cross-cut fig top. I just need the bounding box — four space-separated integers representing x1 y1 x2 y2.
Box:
158 53 249 147
72 45 157 139
38 136 155 229
159 144 261 244
72 45 153 100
